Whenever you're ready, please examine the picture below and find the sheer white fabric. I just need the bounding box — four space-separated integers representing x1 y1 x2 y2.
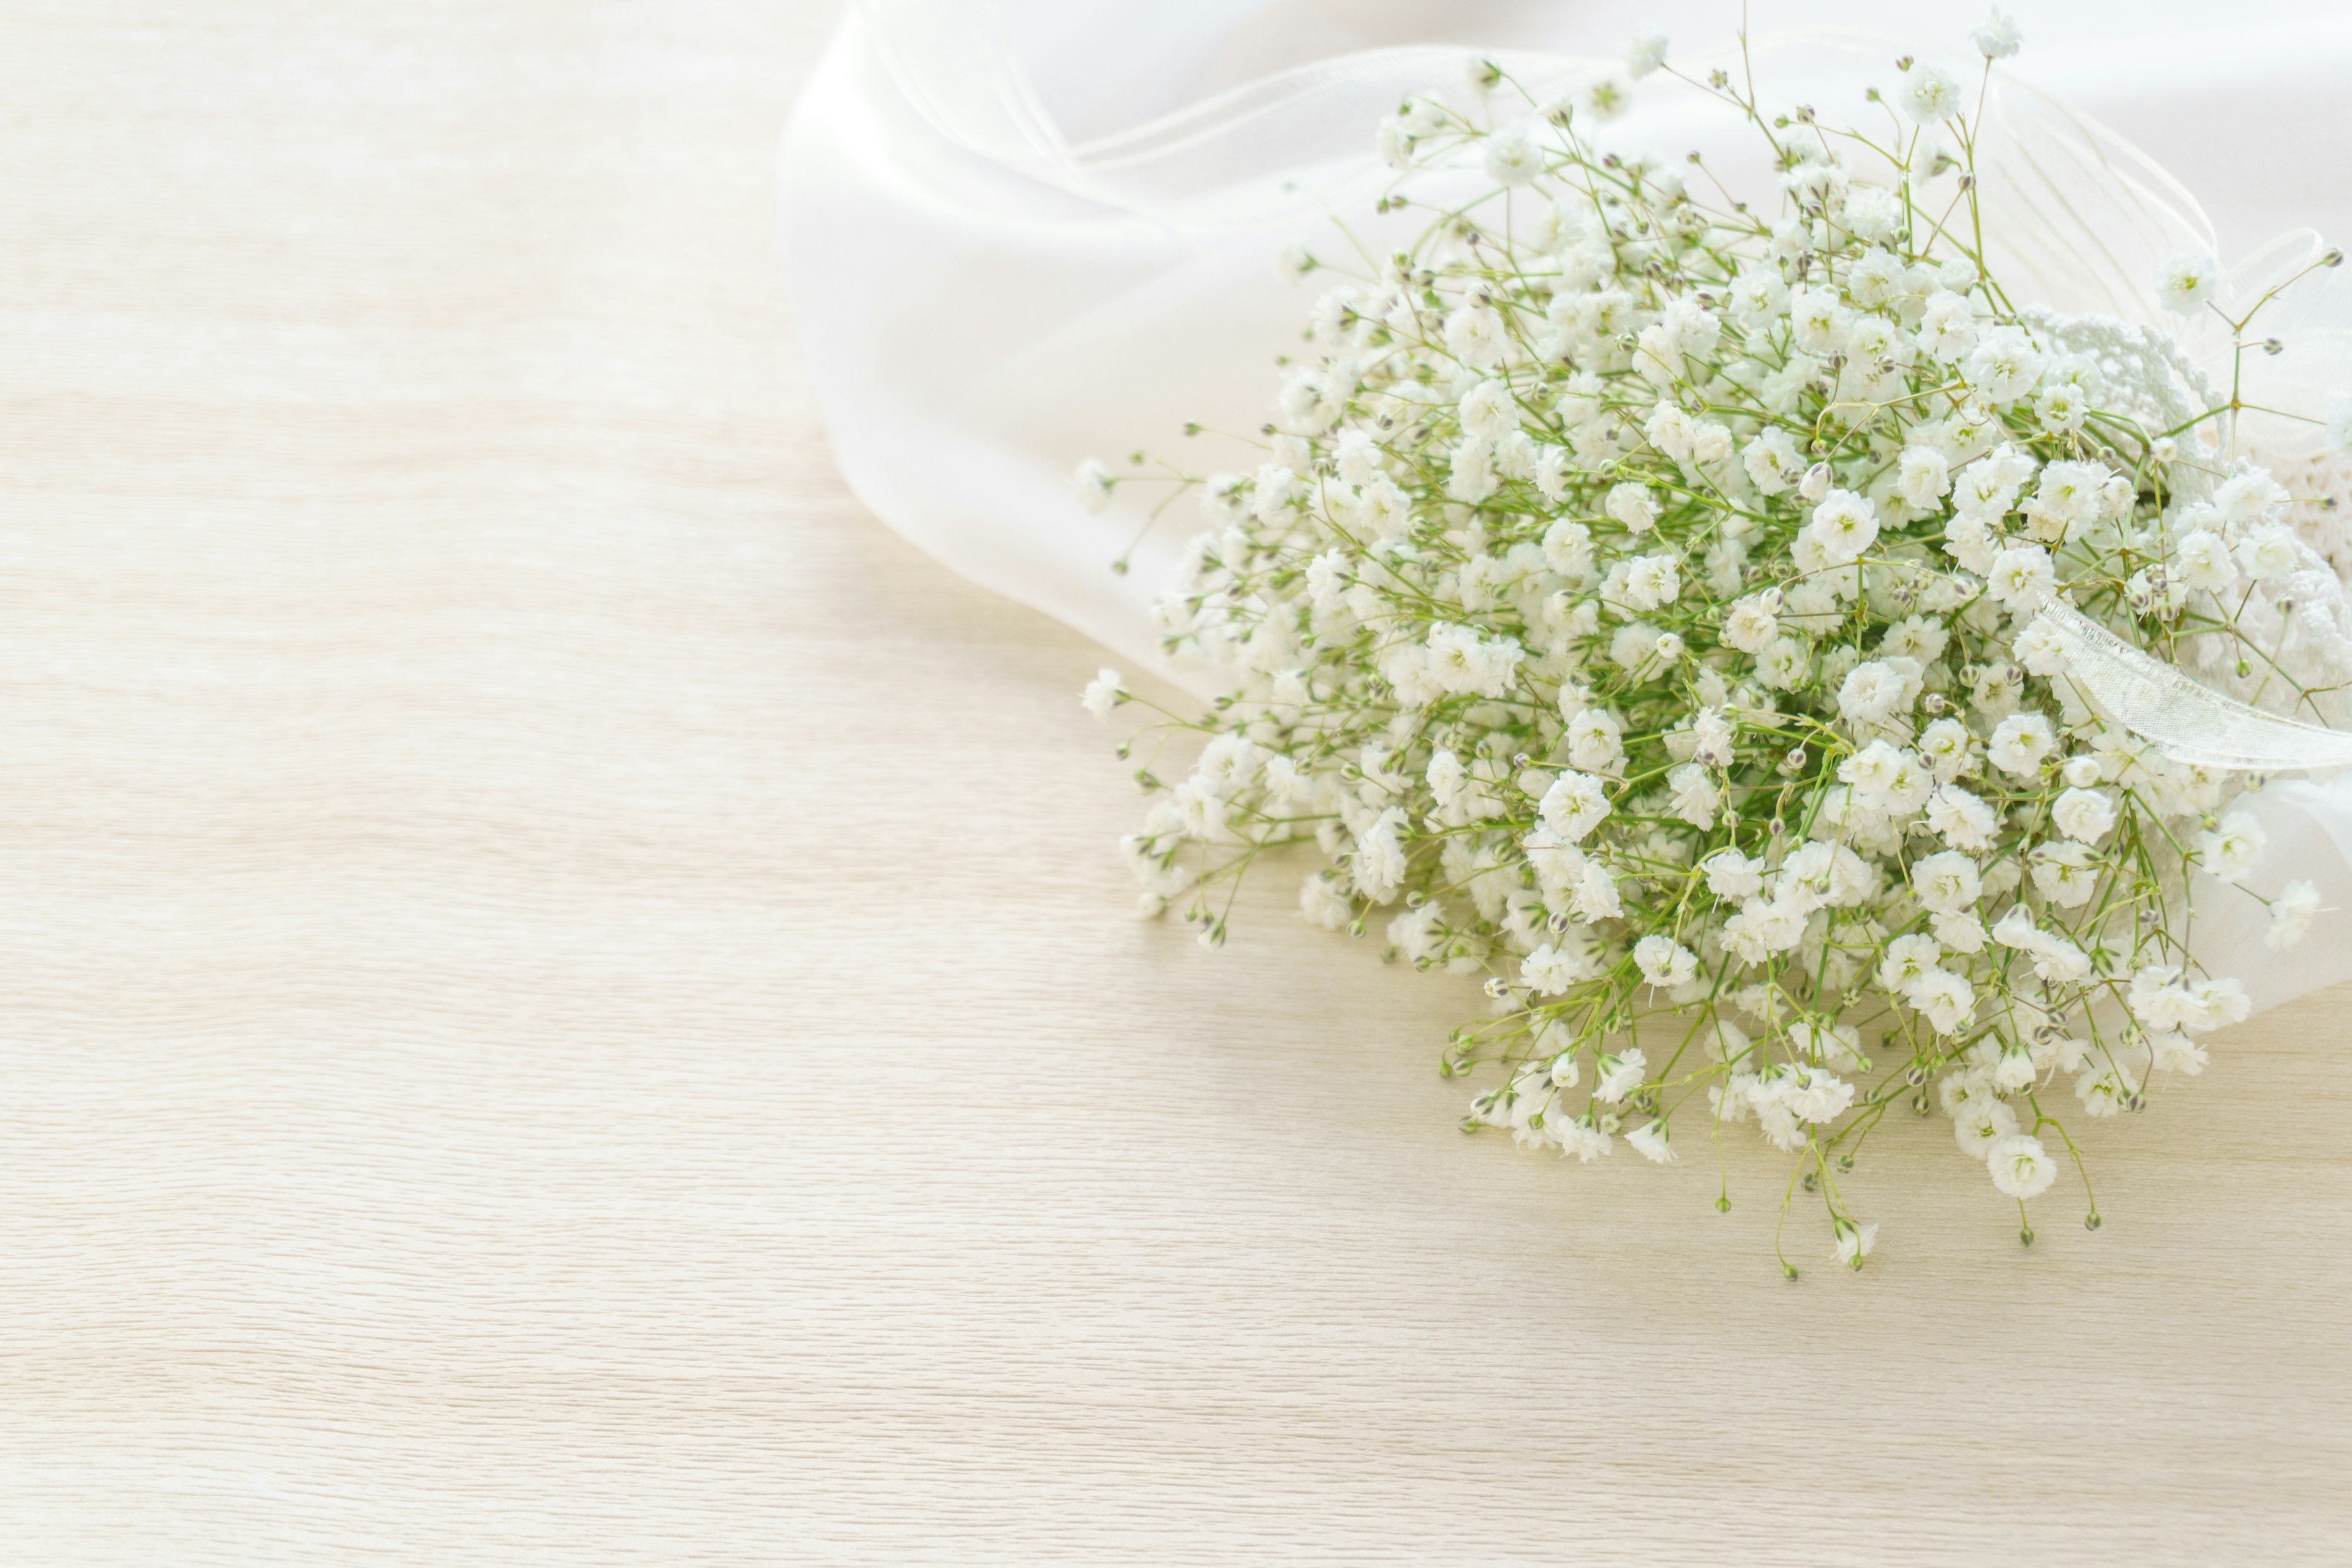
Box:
777 0 2352 1011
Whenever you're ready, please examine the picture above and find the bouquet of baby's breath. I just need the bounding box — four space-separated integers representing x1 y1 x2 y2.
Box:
1077 13 2352 1271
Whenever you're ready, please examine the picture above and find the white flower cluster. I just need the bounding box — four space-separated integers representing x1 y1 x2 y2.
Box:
1082 20 2347 1272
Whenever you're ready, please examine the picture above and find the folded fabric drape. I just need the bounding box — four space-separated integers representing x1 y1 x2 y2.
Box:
778 0 2352 1011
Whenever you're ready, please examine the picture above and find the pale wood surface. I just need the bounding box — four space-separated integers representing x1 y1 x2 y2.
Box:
1 4 2348 1562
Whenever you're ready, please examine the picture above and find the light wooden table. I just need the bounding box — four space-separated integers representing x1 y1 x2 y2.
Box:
0 3 2347 1562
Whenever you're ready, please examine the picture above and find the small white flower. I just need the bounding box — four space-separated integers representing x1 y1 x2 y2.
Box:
1539 769 1613 842
1964 326 2045 405
1692 707 1737 767
2267 880 2324 951
1457 379 1520 440
2051 786 2116 843
2028 839 2101 910
1667 761 1720 829
1483 127 1545 188
1896 63 1964 123
1721 592 1781 653
1081 667 1125 720
1446 302 1507 368
1931 911 1987 952
2155 251 2220 315
1634 934 1699 988
1073 458 1114 513
2329 396 2352 460
1523 940 1597 996
1910 851 1982 914
1986 1133 2057 1199
1606 481 1662 533
1626 32 1669 80
1834 1219 1880 1267
1908 968 1976 1035
1986 543 2056 612
2236 525 2302 584
1555 1115 1612 1162
1621 551 1681 611
1972 8 2023 59
1926 783 1999 851
1702 848 1766 900
1895 445 1952 510
1987 713 2055 778
1805 488 1881 565
1838 660 1910 726
1953 1095 2019 1159
1299 873 1352 931
1918 717 1973 780
1743 428 1804 493
1593 1048 1647 1103
2195 810 2266 883
1567 707 1626 772
1585 74 1632 123
1626 1118 1678 1164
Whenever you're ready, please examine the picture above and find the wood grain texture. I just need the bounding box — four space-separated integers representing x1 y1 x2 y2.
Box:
0 3 2348 1562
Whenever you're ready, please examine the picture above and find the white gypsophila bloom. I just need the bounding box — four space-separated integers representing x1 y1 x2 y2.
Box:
1917 290 1978 363
1986 1133 2058 1199
1538 769 1611 842
1909 968 1976 1035
1743 428 1803 492
1917 717 1972 779
1986 543 2056 611
2267 880 2323 951
2029 839 2100 908
1073 458 1114 513
1721 592 1779 652
2155 251 2220 315
1627 32 1668 80
1896 63 1964 122
1953 1095 2019 1159
1458 378 1520 440
1702 847 1765 899
1567 708 1626 772
1626 1119 1677 1164
1972 8 2022 59
1621 552 1681 611
2052 786 2116 843
1593 1049 1646 1103
1964 325 2043 404
1805 489 1880 565
1606 481 1661 533
1556 1115 1611 1163
1523 939 1597 995
1932 911 1988 952
1910 850 1982 914
1926 783 1999 851
1837 660 1910 725
1081 667 1125 720
1987 713 2055 778
2195 810 2266 883
1834 1220 1880 1266
1585 74 1630 122
1879 932 1941 992
1634 934 1699 987
1483 127 1544 187
1446 302 1507 368
1297 870 1347 933
1667 761 1719 827
2236 526 2301 583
